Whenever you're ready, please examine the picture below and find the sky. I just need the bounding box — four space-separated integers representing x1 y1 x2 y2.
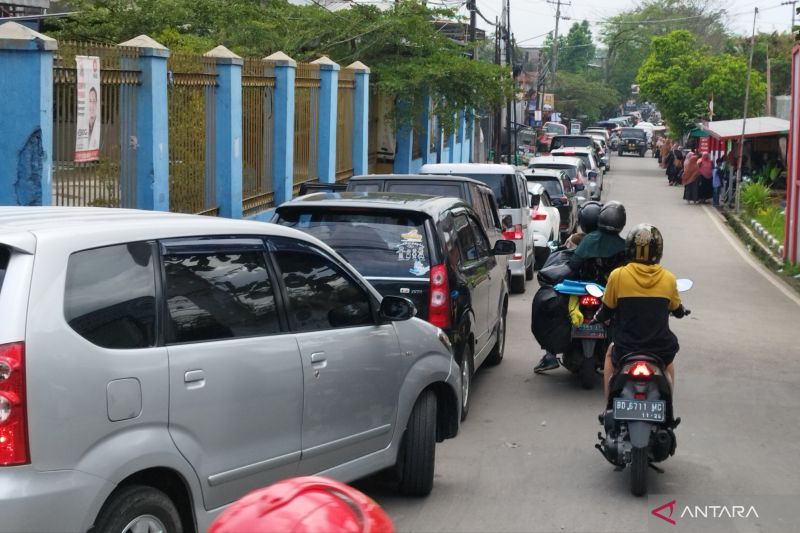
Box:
467 0 797 48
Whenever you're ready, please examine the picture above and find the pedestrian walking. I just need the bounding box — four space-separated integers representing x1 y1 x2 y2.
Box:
681 151 701 203
712 156 724 207
667 144 684 186
659 139 672 169
697 151 713 203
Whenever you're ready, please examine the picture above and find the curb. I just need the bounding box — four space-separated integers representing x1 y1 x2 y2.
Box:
719 209 783 269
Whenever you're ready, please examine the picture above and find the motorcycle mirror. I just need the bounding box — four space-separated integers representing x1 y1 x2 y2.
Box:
676 278 693 292
585 284 604 298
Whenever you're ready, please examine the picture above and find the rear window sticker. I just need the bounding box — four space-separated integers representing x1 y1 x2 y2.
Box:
409 261 430 277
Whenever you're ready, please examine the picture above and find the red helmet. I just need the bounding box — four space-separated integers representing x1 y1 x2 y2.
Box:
208 476 395 533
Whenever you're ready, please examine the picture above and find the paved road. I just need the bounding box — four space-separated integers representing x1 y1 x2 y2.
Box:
360 153 800 531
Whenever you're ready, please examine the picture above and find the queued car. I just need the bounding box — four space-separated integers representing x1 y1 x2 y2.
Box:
589 135 611 172
419 163 533 294
551 147 603 200
618 127 649 157
346 174 504 243
523 168 579 241
529 154 588 193
273 193 515 421
526 181 561 269
549 134 595 152
0 207 462 533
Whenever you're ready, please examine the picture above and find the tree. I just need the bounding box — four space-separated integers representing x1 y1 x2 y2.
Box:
601 0 729 99
559 21 595 75
553 71 619 124
636 30 765 138
45 0 515 131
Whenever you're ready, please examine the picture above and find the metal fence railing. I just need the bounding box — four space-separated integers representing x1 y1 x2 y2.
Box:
241 59 275 216
168 53 217 215
335 68 354 181
292 63 320 195
52 42 140 207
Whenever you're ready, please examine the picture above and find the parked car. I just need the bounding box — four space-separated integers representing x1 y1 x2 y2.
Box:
591 137 611 172
618 127 649 157
526 181 561 269
346 174 504 243
524 168 579 241
539 121 568 152
551 147 603 200
583 128 610 142
273 193 515 420
529 155 588 193
419 163 533 294
0 207 462 533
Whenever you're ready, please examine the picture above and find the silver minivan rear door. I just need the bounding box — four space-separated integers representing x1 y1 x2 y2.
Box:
161 238 302 511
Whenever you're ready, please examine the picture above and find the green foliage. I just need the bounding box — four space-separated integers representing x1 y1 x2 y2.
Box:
727 32 794 97
739 181 771 214
636 30 765 138
541 21 595 76
45 0 514 130
553 71 619 124
753 205 785 244
601 0 729 99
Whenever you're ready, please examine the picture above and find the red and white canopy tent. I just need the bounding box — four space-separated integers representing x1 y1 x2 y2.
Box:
699 116 789 162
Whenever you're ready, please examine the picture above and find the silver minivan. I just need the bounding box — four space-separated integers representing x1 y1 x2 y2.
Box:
0 207 460 533
419 163 532 293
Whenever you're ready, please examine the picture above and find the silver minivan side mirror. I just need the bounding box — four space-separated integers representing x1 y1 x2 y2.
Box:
379 295 417 322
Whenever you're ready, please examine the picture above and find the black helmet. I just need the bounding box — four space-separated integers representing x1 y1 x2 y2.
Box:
625 223 664 264
578 201 603 233
597 201 626 234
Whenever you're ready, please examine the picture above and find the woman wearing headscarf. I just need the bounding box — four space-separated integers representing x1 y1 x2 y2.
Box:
667 144 684 186
681 151 701 203
697 151 713 203
660 139 672 169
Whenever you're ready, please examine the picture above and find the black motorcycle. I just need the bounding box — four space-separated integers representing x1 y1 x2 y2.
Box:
593 279 692 496
555 281 607 390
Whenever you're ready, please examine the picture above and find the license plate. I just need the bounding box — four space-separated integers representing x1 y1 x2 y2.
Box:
572 323 606 339
613 399 666 422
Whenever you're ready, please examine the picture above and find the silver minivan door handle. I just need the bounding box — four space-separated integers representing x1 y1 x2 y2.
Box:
184 370 205 384
310 352 327 365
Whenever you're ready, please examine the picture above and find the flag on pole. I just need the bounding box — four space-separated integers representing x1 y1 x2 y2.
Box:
708 94 714 121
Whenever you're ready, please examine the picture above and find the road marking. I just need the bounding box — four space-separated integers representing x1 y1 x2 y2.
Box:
703 205 800 308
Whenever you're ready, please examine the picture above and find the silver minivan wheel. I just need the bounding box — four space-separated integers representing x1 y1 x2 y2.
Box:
459 343 474 421
122 515 167 533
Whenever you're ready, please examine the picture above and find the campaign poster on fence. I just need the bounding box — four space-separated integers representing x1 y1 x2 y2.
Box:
74 55 101 163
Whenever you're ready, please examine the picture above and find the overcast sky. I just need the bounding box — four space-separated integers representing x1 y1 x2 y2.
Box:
468 0 795 48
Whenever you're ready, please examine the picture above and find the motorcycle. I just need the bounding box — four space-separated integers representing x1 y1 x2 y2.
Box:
552 280 608 389
592 279 693 496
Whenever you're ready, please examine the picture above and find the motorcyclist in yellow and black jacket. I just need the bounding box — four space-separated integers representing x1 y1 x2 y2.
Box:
595 224 688 400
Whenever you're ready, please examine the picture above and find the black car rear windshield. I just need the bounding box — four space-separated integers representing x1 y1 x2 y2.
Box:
528 179 563 198
553 152 591 169
533 163 577 181
0 246 8 291
454 174 519 209
620 128 647 139
275 209 432 278
550 136 592 150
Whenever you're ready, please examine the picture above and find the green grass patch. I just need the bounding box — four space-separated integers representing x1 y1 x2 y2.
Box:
752 206 785 244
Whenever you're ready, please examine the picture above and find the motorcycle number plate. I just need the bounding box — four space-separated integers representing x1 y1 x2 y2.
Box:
572 323 606 339
613 399 666 422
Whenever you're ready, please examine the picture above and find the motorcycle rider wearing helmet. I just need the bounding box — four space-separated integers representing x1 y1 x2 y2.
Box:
567 201 627 280
594 224 688 400
534 201 623 374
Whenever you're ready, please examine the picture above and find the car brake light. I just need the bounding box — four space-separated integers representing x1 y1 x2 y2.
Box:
629 362 652 378
532 210 547 221
0 342 28 466
428 264 450 329
502 224 523 240
579 295 599 307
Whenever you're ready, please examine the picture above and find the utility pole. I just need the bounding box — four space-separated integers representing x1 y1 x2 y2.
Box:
467 0 477 58
494 16 502 162
766 43 772 116
736 7 758 213
505 0 513 162
546 0 570 91
781 0 796 34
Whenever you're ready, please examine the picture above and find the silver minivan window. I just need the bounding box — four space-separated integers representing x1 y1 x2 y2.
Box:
64 242 156 349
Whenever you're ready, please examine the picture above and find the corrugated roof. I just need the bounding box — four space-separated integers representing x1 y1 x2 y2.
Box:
702 116 789 141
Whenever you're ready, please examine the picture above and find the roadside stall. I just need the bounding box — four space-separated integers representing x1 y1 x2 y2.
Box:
700 116 789 178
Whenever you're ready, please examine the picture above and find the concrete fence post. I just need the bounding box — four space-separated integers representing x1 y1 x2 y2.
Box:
347 61 369 176
419 96 433 165
455 110 466 163
465 110 474 162
0 22 57 206
205 45 243 219
120 35 170 211
312 56 339 184
446 114 457 163
265 51 295 205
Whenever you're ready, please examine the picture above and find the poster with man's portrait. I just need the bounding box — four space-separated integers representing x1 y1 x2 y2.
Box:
75 55 101 162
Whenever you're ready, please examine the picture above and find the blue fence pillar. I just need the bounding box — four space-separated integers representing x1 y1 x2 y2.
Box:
205 45 243 219
265 52 295 205
455 110 466 163
347 61 369 176
0 22 57 206
120 35 170 211
419 97 433 165
465 110 474 162
312 56 339 184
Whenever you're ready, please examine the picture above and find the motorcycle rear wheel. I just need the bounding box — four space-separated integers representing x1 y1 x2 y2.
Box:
631 447 648 496
580 355 594 389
